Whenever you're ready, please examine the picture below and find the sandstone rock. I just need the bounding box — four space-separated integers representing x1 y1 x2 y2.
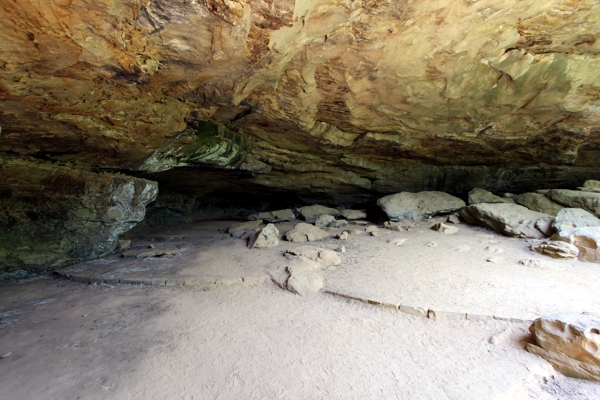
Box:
514 193 564 216
528 313 600 382
123 247 180 258
553 227 600 262
284 223 330 242
248 223 279 249
546 190 600 217
384 220 415 231
117 240 131 251
579 180 600 193
531 241 579 260
337 231 348 240
468 188 514 205
286 246 341 266
340 210 367 220
388 238 407 246
248 209 295 223
315 214 336 228
286 272 324 296
446 215 461 224
460 203 553 239
431 223 458 235
365 225 379 233
0 157 158 273
296 205 340 221
228 220 263 238
552 208 600 233
330 219 348 229
377 191 466 221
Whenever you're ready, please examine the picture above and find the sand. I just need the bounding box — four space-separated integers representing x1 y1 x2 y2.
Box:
2 217 600 399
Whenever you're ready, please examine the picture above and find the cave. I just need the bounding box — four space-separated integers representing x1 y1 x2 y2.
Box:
1 0 600 397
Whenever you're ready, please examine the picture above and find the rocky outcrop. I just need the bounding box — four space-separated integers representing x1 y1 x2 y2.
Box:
460 203 553 239
0 157 158 273
378 191 465 221
528 314 600 382
514 193 564 216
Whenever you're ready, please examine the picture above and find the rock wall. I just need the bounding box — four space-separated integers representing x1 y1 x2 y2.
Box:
0 157 158 273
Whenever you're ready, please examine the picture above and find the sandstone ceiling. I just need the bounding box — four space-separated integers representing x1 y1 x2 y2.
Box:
1 0 600 202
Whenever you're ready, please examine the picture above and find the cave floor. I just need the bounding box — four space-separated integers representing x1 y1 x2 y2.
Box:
57 218 600 322
1 276 600 399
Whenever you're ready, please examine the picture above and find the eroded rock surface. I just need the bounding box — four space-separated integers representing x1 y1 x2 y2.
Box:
546 190 600 217
248 223 279 249
514 193 564 216
552 208 600 233
468 188 514 205
528 314 600 382
284 223 330 242
378 191 465 221
0 157 158 272
531 241 579 260
553 227 600 262
297 205 340 221
248 209 295 223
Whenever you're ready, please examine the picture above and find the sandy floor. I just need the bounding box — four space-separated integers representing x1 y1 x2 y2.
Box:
2 218 600 399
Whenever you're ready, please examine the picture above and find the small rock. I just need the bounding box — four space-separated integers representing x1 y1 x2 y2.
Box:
370 231 381 237
340 210 367 220
337 231 349 240
485 246 504 254
315 214 336 228
365 225 379 233
489 328 512 345
286 272 324 296
248 223 279 249
446 215 461 224
285 246 341 266
388 238 407 246
330 219 348 229
285 223 330 242
431 223 458 234
148 244 155 249
486 257 501 263
531 241 579 259
336 245 346 253
1 352 12 359
519 259 543 267
347 229 364 235
426 242 438 247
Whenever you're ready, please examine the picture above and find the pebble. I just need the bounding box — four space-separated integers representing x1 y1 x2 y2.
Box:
1 352 12 359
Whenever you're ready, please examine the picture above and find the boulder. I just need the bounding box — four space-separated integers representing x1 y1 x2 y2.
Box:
552 208 600 233
531 241 579 259
460 203 553 239
248 223 280 249
377 191 466 221
527 313 600 382
286 271 324 296
467 188 514 205
248 209 295 223
514 192 564 216
330 219 348 229
285 246 341 266
296 205 340 221
228 220 263 238
579 180 600 193
315 214 336 228
553 227 600 262
546 189 600 217
431 223 458 235
285 223 330 242
340 210 367 220
0 157 158 273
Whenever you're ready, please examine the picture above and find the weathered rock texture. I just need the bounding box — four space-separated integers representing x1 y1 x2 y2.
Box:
553 227 600 262
1 0 600 206
460 203 552 239
528 314 600 382
0 157 158 273
378 191 465 221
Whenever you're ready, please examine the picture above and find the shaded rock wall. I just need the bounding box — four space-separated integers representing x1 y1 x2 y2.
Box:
0 157 157 273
